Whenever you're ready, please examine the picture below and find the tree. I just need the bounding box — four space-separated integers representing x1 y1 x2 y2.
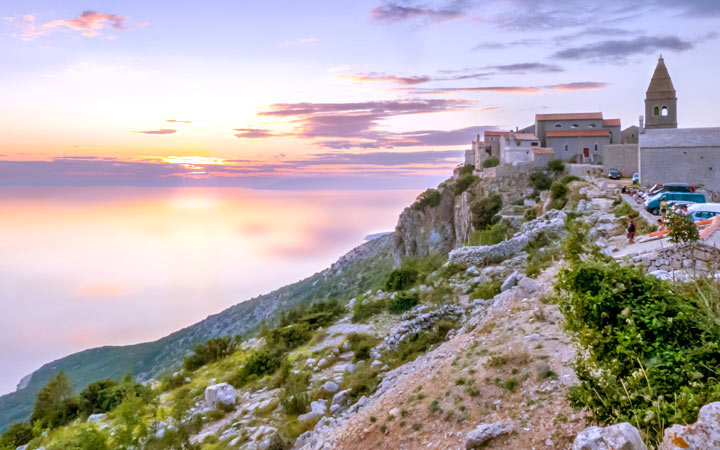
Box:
78 379 121 416
666 211 699 246
547 159 565 173
0 422 34 449
471 194 503 230
482 157 499 168
30 372 74 428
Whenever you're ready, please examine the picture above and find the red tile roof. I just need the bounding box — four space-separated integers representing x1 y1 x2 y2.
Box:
484 131 510 137
531 147 555 154
546 130 610 138
536 112 603 121
603 119 621 127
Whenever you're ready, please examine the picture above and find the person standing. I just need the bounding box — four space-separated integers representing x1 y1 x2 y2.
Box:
627 215 636 244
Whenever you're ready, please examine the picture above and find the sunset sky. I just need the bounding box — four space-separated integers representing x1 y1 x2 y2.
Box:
2 0 720 189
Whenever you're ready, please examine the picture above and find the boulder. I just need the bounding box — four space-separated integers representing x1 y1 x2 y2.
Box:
500 271 519 292
311 399 327 416
660 402 720 449
87 413 107 423
370 360 383 371
204 382 237 409
322 381 340 394
465 421 514 448
517 276 540 295
573 422 647 450
332 389 351 407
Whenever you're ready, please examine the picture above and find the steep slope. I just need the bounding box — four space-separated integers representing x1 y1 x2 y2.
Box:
0 234 394 432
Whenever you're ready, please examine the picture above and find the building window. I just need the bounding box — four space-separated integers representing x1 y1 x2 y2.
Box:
653 106 660 116
531 142 538 146
661 106 668 116
564 144 569 152
554 123 562 128
571 123 579 128
588 123 596 128
594 144 598 152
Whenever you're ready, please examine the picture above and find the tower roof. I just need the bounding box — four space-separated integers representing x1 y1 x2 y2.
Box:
646 56 676 100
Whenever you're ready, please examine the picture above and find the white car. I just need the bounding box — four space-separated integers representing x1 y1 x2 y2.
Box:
687 203 720 222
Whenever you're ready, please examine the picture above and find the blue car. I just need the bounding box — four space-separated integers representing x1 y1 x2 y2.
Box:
631 172 639 184
645 192 706 215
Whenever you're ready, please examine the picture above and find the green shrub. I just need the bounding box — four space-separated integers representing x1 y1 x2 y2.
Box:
469 222 507 246
454 173 480 195
384 319 456 369
523 207 538 222
385 267 419 292
550 181 568 200
458 164 475 176
279 368 310 415
47 424 108 450
560 175 581 184
30 372 77 429
471 281 502 300
160 372 188 392
558 261 720 445
352 297 386 322
530 171 552 191
412 189 442 211
387 291 419 314
346 333 380 362
547 159 565 173
482 157 499 168
183 336 236 371
0 422 33 449
345 363 380 401
665 211 699 246
77 379 122 416
230 348 284 387
471 194 502 230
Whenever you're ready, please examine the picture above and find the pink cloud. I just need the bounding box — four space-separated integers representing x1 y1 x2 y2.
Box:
132 129 178 135
13 10 139 40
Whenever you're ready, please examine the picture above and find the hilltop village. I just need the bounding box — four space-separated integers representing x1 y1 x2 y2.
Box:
465 57 720 201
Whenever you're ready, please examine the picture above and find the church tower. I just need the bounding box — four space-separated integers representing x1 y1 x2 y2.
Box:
644 55 677 129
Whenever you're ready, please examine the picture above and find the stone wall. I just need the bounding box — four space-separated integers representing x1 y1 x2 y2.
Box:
639 146 720 201
618 242 720 274
566 164 604 179
603 144 638 177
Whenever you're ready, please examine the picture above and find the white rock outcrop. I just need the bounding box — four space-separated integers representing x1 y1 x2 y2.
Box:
204 382 237 409
573 422 647 450
659 402 720 449
465 420 514 448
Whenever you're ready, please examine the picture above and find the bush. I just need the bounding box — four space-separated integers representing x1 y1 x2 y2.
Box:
383 319 456 368
77 379 122 416
412 189 442 211
230 348 284 387
183 336 236 371
550 181 568 200
547 159 565 173
385 267 419 292
560 175 580 184
454 173 480 195
469 222 507 246
0 422 33 449
387 291 419 314
482 157 499 168
665 211 699 246
47 424 108 450
352 297 386 322
471 281 502 300
530 171 552 191
471 194 502 230
160 372 188 392
346 333 380 362
558 261 720 445
30 372 77 429
523 207 537 222
458 164 475 176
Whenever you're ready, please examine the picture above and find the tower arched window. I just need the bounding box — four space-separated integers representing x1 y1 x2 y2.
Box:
594 144 598 152
554 123 562 128
571 123 579 129
564 144 569 152
661 106 668 116
653 106 660 116
588 123 596 128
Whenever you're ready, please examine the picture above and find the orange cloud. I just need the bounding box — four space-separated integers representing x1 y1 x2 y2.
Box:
338 73 432 85
166 119 192 124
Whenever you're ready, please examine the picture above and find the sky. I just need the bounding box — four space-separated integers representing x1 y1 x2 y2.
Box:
1 0 719 189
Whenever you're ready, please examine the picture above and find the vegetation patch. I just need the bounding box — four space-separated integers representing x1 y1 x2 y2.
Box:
412 188 442 211
387 291 419 314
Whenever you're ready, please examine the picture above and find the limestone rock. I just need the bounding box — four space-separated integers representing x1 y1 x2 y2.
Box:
517 275 540 294
573 422 647 450
659 402 720 449
332 389 351 407
465 420 514 448
87 413 106 423
204 382 237 409
322 381 340 394
500 271 519 292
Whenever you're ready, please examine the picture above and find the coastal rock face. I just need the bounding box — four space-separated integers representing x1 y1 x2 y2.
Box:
204 382 236 409
572 422 647 450
659 402 720 449
393 186 458 265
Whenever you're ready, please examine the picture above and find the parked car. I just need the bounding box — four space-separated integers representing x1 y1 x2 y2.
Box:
632 172 639 184
608 168 621 179
642 183 695 201
687 203 720 222
645 192 706 215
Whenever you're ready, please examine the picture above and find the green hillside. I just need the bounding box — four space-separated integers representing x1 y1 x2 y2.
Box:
0 234 394 432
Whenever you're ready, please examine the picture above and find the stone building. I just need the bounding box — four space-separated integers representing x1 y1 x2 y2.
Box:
639 57 720 200
499 131 541 165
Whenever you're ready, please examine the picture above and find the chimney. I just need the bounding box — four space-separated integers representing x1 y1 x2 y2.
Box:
639 115 645 134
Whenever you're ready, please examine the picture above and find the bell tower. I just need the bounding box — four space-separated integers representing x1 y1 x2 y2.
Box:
644 55 677 129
